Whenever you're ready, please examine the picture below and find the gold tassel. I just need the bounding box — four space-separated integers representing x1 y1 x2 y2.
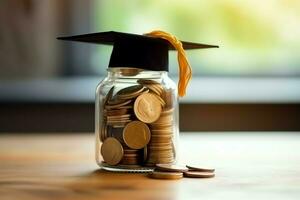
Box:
144 30 192 97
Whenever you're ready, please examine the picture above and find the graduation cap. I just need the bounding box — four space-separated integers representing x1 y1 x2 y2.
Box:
57 31 218 72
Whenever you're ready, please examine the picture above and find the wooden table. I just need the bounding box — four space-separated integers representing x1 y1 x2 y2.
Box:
1 132 299 200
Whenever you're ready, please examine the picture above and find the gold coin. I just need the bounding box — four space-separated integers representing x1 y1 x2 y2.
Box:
161 108 174 115
123 154 139 158
103 86 114 106
148 141 172 146
162 89 174 109
151 121 173 127
151 130 173 135
150 124 173 129
148 159 174 164
152 84 164 96
105 109 128 116
147 85 162 96
186 165 215 173
148 148 174 153
107 97 127 105
137 79 159 85
107 114 131 120
116 85 145 99
106 99 132 109
148 145 173 151
143 146 148 162
150 138 172 143
148 151 174 158
101 137 124 165
148 155 174 161
149 171 183 180
100 122 107 142
155 164 189 172
150 134 172 138
123 148 139 153
120 67 142 76
121 158 140 163
134 93 162 123
183 171 215 178
150 93 166 107
123 121 151 149
154 114 173 123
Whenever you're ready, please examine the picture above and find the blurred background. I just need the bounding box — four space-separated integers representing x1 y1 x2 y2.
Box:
1 0 300 78
0 0 299 132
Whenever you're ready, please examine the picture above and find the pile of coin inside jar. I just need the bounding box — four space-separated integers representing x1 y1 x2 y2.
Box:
100 79 176 168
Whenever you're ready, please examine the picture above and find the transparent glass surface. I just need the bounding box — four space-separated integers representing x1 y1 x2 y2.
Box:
95 68 179 172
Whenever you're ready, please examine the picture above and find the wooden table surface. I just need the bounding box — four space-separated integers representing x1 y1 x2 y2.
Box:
0 132 299 200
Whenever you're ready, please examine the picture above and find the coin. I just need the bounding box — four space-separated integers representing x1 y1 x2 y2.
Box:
134 93 162 123
121 159 139 165
137 79 159 85
106 99 132 109
151 93 166 107
155 164 188 172
120 67 142 76
147 85 162 96
148 153 174 159
162 89 174 109
105 108 128 116
123 148 139 153
183 171 215 178
100 81 179 168
149 171 183 180
151 130 173 136
109 127 124 143
116 85 145 100
100 121 107 142
149 145 173 151
103 86 114 106
123 121 151 149
186 165 215 173
101 137 124 165
143 147 148 162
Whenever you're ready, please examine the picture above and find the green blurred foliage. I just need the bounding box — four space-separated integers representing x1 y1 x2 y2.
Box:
92 0 300 76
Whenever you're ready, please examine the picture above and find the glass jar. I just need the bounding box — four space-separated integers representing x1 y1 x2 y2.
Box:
95 67 179 172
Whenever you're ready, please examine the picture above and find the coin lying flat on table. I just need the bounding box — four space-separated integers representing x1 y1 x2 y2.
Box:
183 171 215 178
155 164 189 172
149 171 183 180
186 165 215 173
101 137 124 165
123 121 151 149
134 93 162 123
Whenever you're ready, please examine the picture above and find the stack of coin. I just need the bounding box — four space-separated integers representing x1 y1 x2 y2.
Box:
137 79 164 96
136 79 175 166
162 89 174 109
100 79 177 168
146 108 175 166
120 148 141 165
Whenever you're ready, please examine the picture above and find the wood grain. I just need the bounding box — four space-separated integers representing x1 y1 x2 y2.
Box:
0 132 300 200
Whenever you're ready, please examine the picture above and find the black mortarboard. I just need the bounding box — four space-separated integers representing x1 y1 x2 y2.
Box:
57 31 218 71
